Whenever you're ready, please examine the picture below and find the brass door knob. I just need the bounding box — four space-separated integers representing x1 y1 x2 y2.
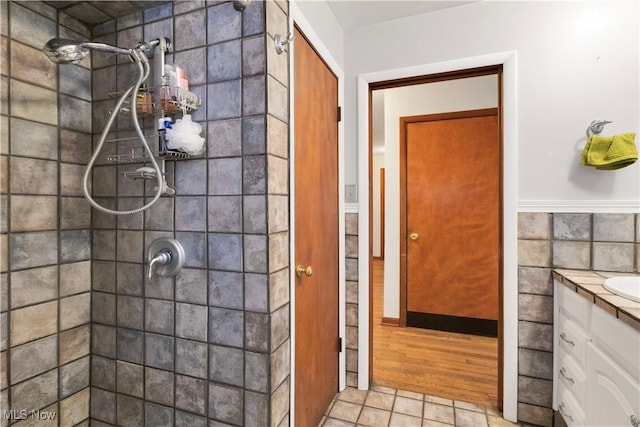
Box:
296 264 313 278
410 232 419 240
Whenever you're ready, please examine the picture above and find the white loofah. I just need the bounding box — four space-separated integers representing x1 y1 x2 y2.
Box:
165 114 205 155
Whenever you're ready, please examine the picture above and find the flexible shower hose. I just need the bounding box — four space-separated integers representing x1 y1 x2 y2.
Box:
82 56 164 215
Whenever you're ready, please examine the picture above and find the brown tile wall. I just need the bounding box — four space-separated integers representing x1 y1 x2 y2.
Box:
1 2 93 425
517 212 639 426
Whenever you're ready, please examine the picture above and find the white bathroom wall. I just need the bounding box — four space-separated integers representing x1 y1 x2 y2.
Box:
345 1 640 205
372 152 385 257
379 76 498 318
292 0 344 69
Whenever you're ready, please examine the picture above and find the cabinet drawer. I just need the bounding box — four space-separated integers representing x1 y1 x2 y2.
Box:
557 313 590 365
556 382 586 427
557 352 587 403
555 280 591 327
590 303 640 381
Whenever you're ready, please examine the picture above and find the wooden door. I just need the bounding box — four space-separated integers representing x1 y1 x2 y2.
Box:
294 27 340 427
401 109 500 336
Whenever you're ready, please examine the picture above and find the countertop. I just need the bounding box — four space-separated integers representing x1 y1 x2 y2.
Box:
552 269 640 331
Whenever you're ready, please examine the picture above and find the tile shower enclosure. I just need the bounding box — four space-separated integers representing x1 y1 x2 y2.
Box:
1 1 291 425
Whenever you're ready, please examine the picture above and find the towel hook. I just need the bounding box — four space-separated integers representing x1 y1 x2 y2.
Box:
274 32 294 55
586 120 612 137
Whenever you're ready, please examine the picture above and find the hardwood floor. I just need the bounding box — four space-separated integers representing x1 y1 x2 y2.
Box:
371 259 499 408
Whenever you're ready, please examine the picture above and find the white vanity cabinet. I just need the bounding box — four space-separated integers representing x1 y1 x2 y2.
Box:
586 342 639 427
553 280 640 427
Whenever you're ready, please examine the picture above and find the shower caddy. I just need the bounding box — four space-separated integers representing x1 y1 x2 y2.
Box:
106 37 201 194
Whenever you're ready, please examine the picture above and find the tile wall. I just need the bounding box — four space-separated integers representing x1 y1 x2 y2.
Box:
87 1 291 426
1 1 93 425
2 0 291 425
517 212 639 426
345 212 359 388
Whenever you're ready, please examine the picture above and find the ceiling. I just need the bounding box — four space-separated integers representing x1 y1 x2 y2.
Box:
45 1 169 27
45 1 477 30
326 0 477 30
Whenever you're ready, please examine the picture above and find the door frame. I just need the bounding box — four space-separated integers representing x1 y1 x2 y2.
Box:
379 168 385 260
290 3 347 424
357 52 518 422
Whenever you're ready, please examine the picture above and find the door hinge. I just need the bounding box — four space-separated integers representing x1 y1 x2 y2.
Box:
338 337 343 352
337 106 342 122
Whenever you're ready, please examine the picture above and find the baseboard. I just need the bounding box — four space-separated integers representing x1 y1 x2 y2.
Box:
381 317 400 326
407 312 498 337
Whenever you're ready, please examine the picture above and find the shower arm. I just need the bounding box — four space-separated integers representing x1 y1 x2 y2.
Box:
78 42 132 56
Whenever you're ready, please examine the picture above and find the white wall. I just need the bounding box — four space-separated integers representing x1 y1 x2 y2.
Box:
372 152 385 257
345 1 640 204
292 0 344 68
379 76 499 318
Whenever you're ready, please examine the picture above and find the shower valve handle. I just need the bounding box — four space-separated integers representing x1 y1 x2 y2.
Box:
147 238 186 280
148 251 172 280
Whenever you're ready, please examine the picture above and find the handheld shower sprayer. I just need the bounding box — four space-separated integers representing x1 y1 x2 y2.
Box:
43 38 136 64
42 37 168 215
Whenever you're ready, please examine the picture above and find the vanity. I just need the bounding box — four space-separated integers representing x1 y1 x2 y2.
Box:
552 270 640 427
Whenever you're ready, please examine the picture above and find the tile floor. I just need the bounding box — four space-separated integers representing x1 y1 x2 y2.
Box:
320 384 519 427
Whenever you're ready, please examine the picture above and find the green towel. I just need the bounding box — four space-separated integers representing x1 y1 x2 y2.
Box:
580 132 638 170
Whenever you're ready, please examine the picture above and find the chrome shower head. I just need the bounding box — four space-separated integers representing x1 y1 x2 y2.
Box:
233 0 250 11
43 38 134 64
43 38 88 63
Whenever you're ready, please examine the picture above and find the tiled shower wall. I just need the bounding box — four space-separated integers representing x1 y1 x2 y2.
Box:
517 212 639 426
1 2 93 425
88 1 291 426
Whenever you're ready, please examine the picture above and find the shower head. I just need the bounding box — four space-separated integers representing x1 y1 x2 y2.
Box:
43 38 134 64
233 0 250 11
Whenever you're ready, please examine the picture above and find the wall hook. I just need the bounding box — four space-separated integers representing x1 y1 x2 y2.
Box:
274 32 294 55
586 120 612 137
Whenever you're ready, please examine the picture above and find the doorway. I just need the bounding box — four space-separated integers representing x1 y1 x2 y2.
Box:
369 67 504 408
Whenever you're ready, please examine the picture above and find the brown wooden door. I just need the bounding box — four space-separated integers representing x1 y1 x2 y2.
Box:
401 109 500 333
294 27 339 427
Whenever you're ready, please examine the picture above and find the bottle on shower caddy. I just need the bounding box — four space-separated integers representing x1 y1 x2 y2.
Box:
158 117 173 152
136 89 153 115
161 64 189 114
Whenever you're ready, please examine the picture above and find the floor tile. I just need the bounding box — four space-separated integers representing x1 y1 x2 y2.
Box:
338 387 368 405
323 417 355 427
454 400 486 413
357 406 391 427
325 398 336 415
329 400 362 423
397 389 424 401
424 395 453 406
488 414 518 426
324 387 518 427
393 396 423 417
364 390 395 411
422 420 452 427
455 408 488 427
370 383 396 394
423 402 455 424
390 412 423 426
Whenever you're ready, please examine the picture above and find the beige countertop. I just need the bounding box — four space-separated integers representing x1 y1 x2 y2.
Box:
552 269 640 331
